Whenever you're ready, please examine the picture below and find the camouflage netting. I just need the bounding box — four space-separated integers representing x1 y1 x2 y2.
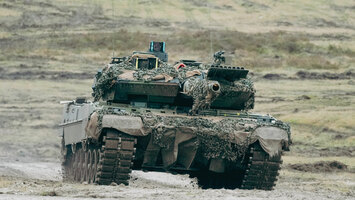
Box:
183 77 220 114
92 58 256 112
92 60 187 101
92 58 132 101
94 107 291 161
90 56 286 160
219 78 255 109
149 115 290 160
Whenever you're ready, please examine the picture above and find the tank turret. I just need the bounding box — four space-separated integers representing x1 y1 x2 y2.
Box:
92 45 255 113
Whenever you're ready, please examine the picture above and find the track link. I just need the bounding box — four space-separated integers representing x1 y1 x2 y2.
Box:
240 143 282 190
194 142 282 190
115 134 136 185
62 130 136 185
96 130 136 185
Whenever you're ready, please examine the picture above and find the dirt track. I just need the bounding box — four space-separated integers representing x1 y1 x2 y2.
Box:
0 161 354 200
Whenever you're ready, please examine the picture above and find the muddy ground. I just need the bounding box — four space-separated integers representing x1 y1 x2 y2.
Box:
0 160 354 200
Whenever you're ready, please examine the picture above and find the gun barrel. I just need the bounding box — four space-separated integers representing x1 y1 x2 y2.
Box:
183 79 220 95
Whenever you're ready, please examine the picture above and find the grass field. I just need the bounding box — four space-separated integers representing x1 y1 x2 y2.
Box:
0 0 354 198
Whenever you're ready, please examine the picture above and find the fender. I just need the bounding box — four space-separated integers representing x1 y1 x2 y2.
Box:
85 112 150 141
254 126 289 157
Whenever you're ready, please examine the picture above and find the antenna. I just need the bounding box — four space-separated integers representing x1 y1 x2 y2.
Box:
208 1 213 61
111 0 115 58
147 1 153 44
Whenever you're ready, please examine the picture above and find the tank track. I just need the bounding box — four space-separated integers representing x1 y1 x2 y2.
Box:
194 142 282 190
62 130 136 185
240 143 282 190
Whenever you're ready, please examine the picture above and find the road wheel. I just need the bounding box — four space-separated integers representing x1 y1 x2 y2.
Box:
92 149 99 183
86 149 93 183
75 149 83 182
81 150 89 182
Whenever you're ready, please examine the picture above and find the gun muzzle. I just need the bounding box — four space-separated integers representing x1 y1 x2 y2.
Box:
183 79 221 94
209 82 220 93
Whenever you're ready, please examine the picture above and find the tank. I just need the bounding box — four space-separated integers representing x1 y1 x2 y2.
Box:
59 41 291 190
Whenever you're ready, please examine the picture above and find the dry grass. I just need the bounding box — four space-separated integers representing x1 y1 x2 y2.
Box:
279 169 355 194
254 79 355 158
283 155 355 169
0 177 14 188
1 29 353 70
287 55 341 69
0 0 354 70
0 79 92 160
48 0 354 33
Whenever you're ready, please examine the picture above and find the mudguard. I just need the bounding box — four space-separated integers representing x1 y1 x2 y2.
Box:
102 115 149 136
254 126 289 157
85 112 150 141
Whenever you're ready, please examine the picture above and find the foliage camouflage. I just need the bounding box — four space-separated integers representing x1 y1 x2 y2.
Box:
92 56 255 112
94 106 291 161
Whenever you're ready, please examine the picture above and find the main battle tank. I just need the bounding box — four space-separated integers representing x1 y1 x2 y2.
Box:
59 42 291 190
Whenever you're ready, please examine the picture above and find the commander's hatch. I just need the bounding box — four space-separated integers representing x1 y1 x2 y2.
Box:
130 53 159 70
135 57 158 70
